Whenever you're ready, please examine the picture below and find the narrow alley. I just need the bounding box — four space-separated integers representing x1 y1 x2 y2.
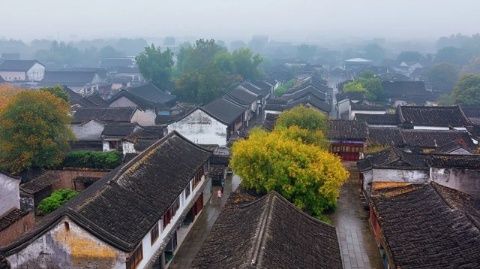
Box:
331 163 383 269
168 175 241 268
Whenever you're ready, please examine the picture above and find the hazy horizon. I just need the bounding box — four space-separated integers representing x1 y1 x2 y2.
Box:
1 0 479 43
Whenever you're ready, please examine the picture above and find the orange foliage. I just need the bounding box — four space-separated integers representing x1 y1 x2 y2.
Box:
0 84 23 111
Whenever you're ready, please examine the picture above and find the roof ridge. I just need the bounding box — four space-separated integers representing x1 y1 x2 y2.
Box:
250 192 275 268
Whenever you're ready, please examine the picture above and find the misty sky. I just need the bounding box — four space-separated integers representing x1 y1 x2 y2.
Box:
1 0 479 42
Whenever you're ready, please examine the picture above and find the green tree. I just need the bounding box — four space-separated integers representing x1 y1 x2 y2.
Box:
231 48 263 80
296 44 317 63
136 44 174 90
98 45 123 59
275 105 328 133
174 39 261 104
343 81 366 93
39 86 69 102
38 189 79 215
452 74 480 105
274 79 295 96
427 63 459 92
435 46 470 65
396 51 424 63
343 72 383 101
0 91 73 173
230 128 348 217
175 39 232 103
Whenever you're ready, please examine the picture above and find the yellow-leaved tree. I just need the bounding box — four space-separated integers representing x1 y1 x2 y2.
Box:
275 105 328 133
0 90 74 174
230 128 348 217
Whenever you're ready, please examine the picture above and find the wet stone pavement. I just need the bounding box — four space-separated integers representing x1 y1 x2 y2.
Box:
169 174 241 269
331 163 383 269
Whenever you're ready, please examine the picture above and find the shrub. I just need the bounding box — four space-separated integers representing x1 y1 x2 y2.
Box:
38 189 79 215
63 150 122 169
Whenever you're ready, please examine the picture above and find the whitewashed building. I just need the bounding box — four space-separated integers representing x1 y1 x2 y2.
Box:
1 132 212 269
168 98 246 146
0 60 45 82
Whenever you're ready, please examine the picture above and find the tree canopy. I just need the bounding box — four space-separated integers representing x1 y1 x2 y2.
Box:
39 86 69 102
396 51 424 64
0 90 73 173
0 85 23 111
136 44 174 90
427 63 459 92
452 74 480 106
174 39 263 104
230 128 348 217
275 105 328 133
343 72 384 101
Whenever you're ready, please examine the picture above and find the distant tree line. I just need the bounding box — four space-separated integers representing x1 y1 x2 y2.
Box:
136 39 263 104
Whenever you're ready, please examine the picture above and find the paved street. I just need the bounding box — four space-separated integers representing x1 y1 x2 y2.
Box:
331 163 383 269
169 175 241 268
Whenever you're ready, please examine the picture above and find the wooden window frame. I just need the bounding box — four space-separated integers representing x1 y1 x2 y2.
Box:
150 224 159 245
126 244 143 269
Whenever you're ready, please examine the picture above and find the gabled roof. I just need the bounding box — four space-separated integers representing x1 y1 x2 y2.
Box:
286 94 331 113
367 127 475 149
42 71 97 87
398 105 471 127
357 147 428 171
72 107 137 124
64 87 98 108
367 127 404 146
1 131 212 254
225 86 258 106
400 129 475 149
85 93 108 107
192 191 342 269
382 81 427 98
427 154 480 169
102 123 138 137
240 81 270 96
109 82 176 110
350 102 386 111
251 80 273 92
201 98 246 125
371 183 480 268
356 113 399 126
282 85 328 102
0 60 42 71
327 120 368 141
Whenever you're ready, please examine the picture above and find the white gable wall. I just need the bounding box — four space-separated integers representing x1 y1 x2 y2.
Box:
109 96 139 108
26 63 45 81
71 120 105 141
0 173 20 216
131 109 156 126
168 109 228 146
6 216 126 269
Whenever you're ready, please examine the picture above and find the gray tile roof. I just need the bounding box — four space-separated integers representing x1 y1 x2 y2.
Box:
192 191 342 269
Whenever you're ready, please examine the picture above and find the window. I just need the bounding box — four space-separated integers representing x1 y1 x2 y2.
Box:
185 184 191 199
150 224 159 245
172 197 180 217
126 244 143 269
163 209 172 227
193 166 204 189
